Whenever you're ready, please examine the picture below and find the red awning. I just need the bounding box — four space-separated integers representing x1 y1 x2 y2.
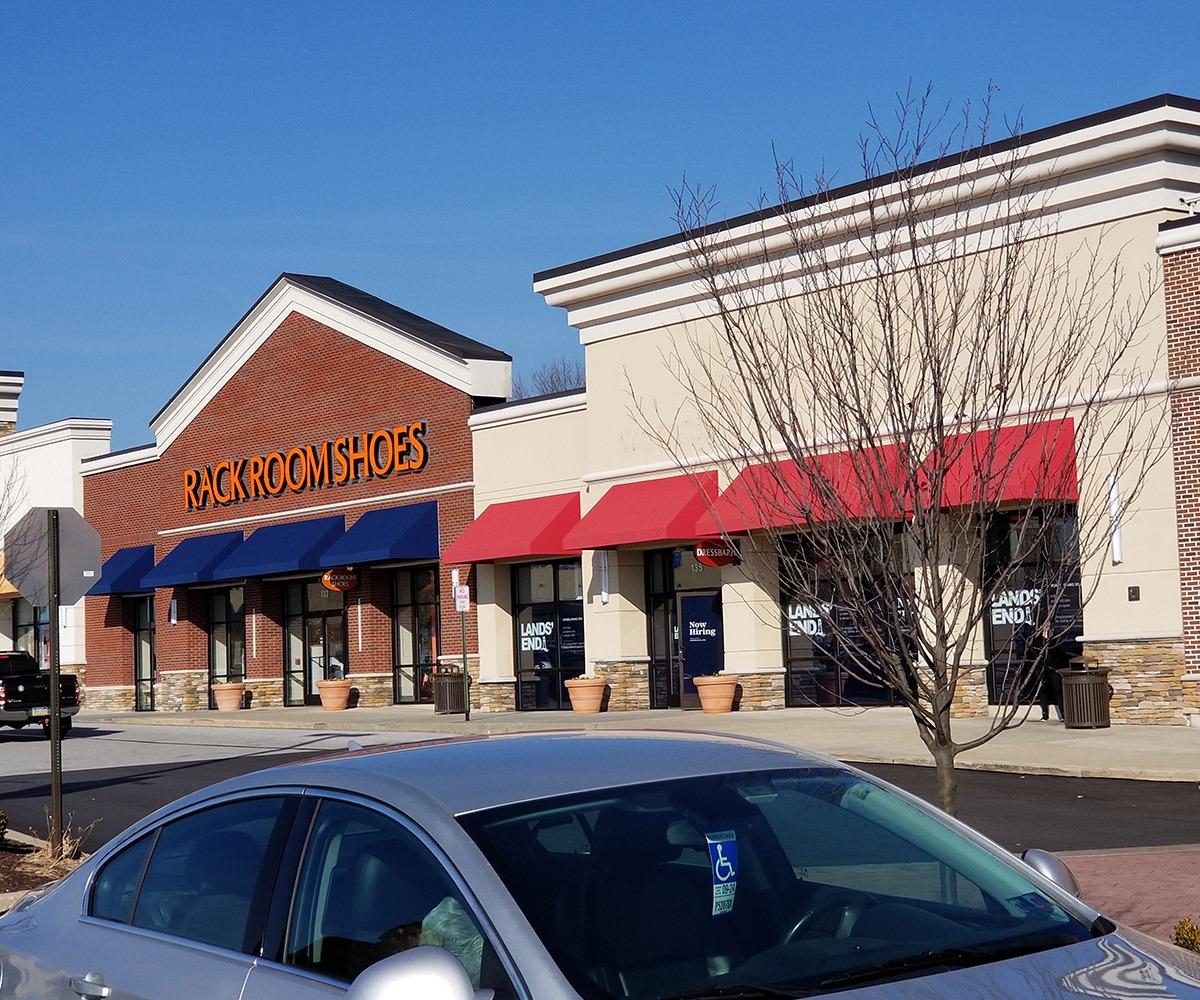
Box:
442 493 581 564
934 418 1078 508
697 445 910 535
562 471 719 550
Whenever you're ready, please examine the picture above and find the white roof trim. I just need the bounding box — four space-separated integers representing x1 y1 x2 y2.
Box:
151 278 505 452
0 418 111 457
1157 220 1200 255
536 102 1200 341
469 391 587 430
81 444 158 476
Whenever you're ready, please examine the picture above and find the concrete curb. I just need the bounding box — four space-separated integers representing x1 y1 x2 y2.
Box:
74 705 1200 783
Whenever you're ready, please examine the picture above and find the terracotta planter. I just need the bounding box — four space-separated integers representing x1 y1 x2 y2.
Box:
693 674 738 713
565 676 607 714
316 677 352 711
212 683 246 711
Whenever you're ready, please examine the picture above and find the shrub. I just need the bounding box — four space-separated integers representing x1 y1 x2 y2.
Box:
1173 916 1200 954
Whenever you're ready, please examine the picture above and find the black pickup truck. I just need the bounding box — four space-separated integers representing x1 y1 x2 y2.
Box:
0 650 81 737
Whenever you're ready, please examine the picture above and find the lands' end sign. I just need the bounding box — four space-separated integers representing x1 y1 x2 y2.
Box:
184 422 428 511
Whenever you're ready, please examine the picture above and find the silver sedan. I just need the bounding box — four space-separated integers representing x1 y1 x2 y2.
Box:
2 730 1198 999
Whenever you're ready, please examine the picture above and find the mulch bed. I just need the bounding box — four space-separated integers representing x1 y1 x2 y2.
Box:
0 839 53 895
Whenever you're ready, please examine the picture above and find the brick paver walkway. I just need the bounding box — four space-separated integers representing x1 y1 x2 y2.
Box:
1066 847 1200 943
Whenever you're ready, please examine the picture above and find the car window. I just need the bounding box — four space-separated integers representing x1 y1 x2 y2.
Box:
754 784 988 908
463 769 1094 1000
285 799 503 991
91 831 153 923
89 796 289 953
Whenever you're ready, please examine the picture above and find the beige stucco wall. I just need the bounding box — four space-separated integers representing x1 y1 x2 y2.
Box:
1075 395 1180 643
575 210 1183 672
470 396 588 506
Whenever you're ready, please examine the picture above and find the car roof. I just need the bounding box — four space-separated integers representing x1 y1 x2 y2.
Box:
213 730 836 816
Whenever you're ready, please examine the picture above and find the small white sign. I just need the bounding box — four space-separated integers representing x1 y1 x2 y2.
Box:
454 584 471 612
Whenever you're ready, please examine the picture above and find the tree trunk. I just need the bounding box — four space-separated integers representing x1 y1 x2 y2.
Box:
931 740 959 816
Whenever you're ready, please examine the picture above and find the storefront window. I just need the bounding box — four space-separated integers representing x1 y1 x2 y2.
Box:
393 566 440 704
13 598 49 668
983 508 1082 706
513 560 584 710
207 587 246 707
134 597 156 711
779 532 910 709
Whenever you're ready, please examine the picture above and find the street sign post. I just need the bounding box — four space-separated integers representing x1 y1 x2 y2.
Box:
2 507 101 856
454 584 471 721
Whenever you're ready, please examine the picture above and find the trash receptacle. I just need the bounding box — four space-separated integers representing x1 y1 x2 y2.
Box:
434 669 466 715
1058 658 1111 729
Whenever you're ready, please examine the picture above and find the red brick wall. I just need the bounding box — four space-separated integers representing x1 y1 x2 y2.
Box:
1165 226 1200 676
83 307 482 703
83 460 159 687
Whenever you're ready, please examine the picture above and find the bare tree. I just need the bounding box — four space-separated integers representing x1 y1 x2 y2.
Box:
637 86 1165 814
0 451 31 597
511 355 585 400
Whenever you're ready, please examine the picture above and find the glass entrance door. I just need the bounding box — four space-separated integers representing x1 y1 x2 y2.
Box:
676 590 724 710
283 581 347 706
306 615 347 704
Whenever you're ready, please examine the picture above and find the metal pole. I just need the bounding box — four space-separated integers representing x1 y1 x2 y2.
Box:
460 609 470 722
47 509 63 858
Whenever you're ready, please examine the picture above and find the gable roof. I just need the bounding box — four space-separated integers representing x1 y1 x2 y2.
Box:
150 273 511 452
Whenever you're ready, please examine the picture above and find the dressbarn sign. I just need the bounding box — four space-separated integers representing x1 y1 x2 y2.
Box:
184 422 429 511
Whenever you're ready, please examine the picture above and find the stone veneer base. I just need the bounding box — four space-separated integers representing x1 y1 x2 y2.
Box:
68 639 1200 725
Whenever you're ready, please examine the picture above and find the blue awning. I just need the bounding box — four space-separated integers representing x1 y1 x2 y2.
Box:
210 515 345 579
88 545 155 596
141 532 245 588
319 501 440 567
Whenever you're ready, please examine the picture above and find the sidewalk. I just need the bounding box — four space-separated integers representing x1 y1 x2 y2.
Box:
79 702 1200 781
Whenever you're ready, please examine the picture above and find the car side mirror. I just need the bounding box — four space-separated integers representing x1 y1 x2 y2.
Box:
346 945 495 1000
1020 848 1081 897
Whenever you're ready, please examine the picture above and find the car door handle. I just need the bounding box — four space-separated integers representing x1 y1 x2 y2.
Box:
69 972 112 999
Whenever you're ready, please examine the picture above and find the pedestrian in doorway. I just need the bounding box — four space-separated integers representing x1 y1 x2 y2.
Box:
1038 623 1064 721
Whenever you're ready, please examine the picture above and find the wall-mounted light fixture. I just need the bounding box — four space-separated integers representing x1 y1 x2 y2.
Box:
168 598 178 625
1108 473 1124 565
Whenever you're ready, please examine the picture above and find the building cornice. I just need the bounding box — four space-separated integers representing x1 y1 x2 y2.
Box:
1157 215 1200 255
536 99 1200 344
469 391 587 431
80 444 158 476
0 418 112 457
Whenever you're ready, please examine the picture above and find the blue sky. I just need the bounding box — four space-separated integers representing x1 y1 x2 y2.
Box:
4 2 1197 450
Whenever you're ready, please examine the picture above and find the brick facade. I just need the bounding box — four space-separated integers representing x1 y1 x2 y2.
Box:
82 284 492 713
1165 220 1200 685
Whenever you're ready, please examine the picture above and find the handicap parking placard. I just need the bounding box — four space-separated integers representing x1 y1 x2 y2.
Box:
706 830 738 916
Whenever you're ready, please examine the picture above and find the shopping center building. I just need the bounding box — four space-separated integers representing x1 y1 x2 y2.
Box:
80 274 509 711
446 95 1200 724
63 95 1200 723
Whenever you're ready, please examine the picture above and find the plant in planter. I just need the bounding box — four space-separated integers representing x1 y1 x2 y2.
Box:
564 674 608 714
693 673 738 713
212 680 246 711
316 675 353 711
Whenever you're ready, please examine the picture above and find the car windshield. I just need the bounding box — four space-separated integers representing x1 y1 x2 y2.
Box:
460 767 1096 999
